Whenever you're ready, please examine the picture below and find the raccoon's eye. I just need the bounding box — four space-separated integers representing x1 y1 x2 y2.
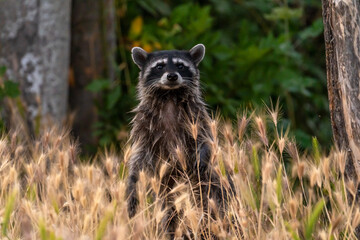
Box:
156 64 164 70
177 64 184 69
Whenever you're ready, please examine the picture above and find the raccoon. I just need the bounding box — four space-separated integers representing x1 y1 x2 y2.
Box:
126 44 233 238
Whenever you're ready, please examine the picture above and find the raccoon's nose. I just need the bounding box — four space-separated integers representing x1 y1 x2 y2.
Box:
167 73 178 82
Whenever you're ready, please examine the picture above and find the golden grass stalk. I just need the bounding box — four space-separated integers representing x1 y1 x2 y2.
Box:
0 110 358 239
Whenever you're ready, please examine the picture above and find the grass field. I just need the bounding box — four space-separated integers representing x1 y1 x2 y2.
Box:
0 107 358 239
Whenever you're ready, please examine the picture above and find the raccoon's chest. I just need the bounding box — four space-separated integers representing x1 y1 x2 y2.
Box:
159 101 179 130
149 101 187 151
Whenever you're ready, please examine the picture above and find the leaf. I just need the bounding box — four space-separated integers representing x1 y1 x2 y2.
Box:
219 158 226 177
95 213 112 240
38 219 62 240
0 66 6 76
276 166 283 205
39 219 47 240
285 222 301 240
106 86 121 109
129 16 143 38
86 79 110 92
4 80 20 98
265 7 303 21
137 0 158 16
234 160 239 174
118 162 127 180
25 184 37 201
305 199 325 239
251 146 260 182
299 18 324 40
95 203 116 240
312 137 321 165
99 135 112 146
2 189 17 236
151 0 171 16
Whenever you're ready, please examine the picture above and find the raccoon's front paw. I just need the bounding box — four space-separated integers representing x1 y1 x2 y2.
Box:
127 195 138 218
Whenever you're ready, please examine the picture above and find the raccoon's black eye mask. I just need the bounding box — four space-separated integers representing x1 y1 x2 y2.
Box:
156 64 164 70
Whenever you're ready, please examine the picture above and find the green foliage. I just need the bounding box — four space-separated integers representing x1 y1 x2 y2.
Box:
93 0 330 150
312 137 321 165
0 66 21 132
305 199 325 239
285 222 301 240
39 219 63 240
87 79 135 146
0 66 6 76
2 189 17 237
0 81 20 99
276 166 283 204
0 67 20 100
95 203 116 240
251 146 261 182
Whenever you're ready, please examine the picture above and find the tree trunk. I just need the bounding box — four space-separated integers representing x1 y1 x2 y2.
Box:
70 0 116 150
322 0 360 182
0 0 71 133
102 0 117 82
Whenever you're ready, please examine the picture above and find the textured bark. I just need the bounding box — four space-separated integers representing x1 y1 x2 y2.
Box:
102 0 117 82
70 0 116 149
0 0 71 132
322 0 360 181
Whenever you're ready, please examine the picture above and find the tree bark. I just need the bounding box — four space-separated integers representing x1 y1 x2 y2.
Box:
102 0 117 82
0 0 71 133
70 0 116 150
322 0 360 182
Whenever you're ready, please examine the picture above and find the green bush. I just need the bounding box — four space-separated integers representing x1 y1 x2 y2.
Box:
93 0 331 150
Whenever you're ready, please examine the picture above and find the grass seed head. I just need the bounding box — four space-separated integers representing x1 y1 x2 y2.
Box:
223 122 234 145
210 119 218 141
190 120 198 141
322 157 330 180
287 141 299 162
331 214 343 233
237 113 249 142
335 150 346 175
288 198 298 220
105 156 114 179
297 161 306 179
159 163 168 180
0 107 357 239
254 116 268 146
309 167 322 187
278 137 286 155
175 146 187 171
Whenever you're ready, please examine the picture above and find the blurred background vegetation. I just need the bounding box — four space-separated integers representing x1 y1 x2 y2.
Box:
0 0 331 153
90 0 330 150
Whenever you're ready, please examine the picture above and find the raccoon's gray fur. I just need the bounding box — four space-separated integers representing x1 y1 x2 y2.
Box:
126 44 233 238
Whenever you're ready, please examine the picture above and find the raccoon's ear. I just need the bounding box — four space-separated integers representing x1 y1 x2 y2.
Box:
189 44 205 66
131 47 148 69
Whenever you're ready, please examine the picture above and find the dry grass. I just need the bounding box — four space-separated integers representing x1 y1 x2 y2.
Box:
0 109 359 240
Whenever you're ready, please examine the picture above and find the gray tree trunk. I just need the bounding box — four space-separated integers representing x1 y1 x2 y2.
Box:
0 0 71 133
322 0 360 184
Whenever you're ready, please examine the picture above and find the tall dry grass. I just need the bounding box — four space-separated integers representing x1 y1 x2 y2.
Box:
0 107 359 239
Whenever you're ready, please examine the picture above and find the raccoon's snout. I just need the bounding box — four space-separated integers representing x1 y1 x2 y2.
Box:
167 73 178 82
159 72 183 89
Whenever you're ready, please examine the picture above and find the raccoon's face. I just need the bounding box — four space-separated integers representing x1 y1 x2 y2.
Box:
131 44 205 92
